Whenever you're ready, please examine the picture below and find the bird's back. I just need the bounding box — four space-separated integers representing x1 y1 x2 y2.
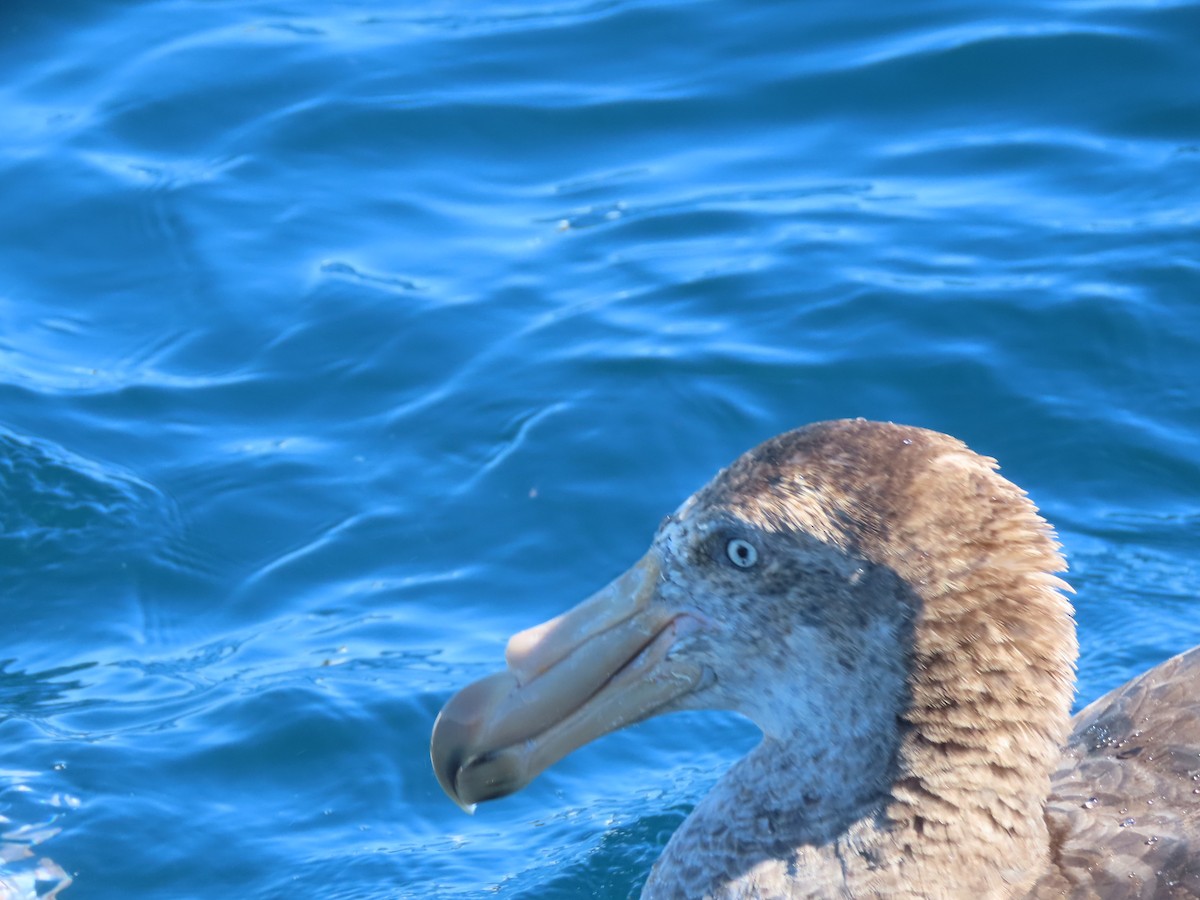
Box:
1035 646 1200 898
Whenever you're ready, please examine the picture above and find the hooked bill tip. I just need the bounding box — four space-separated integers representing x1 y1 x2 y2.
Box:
430 671 524 810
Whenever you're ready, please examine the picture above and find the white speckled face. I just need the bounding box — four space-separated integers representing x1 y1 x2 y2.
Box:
650 504 914 770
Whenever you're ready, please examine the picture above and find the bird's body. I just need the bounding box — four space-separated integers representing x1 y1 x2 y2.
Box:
431 420 1200 898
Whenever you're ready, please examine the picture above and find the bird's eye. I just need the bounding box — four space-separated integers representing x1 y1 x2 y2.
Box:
725 538 758 568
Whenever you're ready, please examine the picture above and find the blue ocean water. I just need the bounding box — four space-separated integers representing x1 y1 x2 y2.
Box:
1 0 1198 897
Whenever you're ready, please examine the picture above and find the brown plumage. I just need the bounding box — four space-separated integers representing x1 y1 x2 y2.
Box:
430 419 1200 898
1037 646 1200 897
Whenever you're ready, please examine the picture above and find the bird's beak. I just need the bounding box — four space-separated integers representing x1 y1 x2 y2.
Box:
430 552 705 812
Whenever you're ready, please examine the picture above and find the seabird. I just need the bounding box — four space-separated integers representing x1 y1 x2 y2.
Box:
431 419 1200 898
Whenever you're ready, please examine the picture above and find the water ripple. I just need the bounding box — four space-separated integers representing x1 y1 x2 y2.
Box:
0 428 173 573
